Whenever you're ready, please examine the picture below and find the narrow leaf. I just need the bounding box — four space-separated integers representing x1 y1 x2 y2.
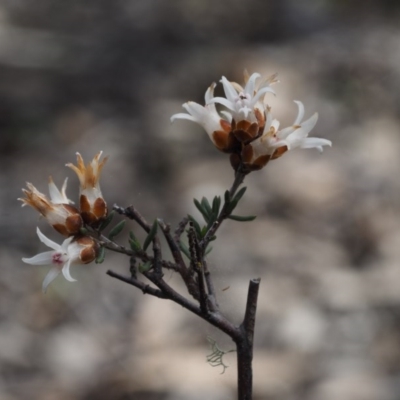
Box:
212 196 221 217
98 210 115 231
201 197 212 216
194 199 210 222
139 261 152 273
108 220 126 240
129 239 141 252
205 246 213 255
95 246 106 264
224 190 231 204
143 219 158 251
232 186 247 204
227 215 257 222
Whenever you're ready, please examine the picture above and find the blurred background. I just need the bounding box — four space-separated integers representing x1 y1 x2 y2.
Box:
2 1 400 399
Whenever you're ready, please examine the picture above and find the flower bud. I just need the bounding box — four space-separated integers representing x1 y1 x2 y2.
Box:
19 181 83 236
66 152 108 225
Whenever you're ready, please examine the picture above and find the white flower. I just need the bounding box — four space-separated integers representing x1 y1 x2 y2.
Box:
19 181 82 236
66 152 108 224
249 101 332 163
171 83 232 150
208 72 277 124
22 228 98 293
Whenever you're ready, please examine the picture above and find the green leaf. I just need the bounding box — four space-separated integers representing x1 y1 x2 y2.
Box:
224 190 231 204
143 219 158 251
201 197 212 216
98 210 115 231
188 215 202 238
139 261 152 273
108 220 126 240
95 246 106 264
129 239 141 252
205 245 213 255
194 199 210 222
129 230 137 240
226 187 248 214
212 196 221 218
179 241 191 260
232 186 247 204
227 215 256 222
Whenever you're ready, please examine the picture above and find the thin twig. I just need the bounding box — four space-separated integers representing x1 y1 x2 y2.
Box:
107 270 167 298
113 204 151 232
200 171 246 250
203 259 218 311
159 220 200 300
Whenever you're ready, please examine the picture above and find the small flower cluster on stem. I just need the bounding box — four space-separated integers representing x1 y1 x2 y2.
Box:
20 152 107 292
20 71 331 400
171 71 331 173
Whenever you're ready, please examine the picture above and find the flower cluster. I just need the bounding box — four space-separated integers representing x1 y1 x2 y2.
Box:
171 71 331 172
19 152 107 292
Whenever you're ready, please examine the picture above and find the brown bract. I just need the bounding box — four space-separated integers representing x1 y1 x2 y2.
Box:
75 236 99 264
19 183 83 235
80 195 107 225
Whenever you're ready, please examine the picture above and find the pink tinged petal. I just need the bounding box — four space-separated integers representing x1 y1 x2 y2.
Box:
22 251 54 265
42 268 61 293
293 101 305 125
250 86 275 107
62 259 76 282
244 73 261 95
220 76 238 102
36 227 62 251
299 138 332 151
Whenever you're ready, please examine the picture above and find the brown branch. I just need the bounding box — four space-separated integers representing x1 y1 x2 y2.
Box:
236 278 261 400
113 204 151 232
203 259 218 311
107 270 167 298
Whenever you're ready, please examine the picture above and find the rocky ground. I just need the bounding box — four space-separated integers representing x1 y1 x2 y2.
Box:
2 1 400 399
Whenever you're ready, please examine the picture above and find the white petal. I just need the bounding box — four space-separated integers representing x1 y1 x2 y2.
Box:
299 137 332 150
36 227 61 251
293 101 305 125
299 112 318 134
244 73 260 95
250 86 275 107
204 83 216 104
183 102 208 120
62 259 77 282
220 111 232 122
48 178 63 203
170 113 197 123
220 76 238 102
207 97 236 111
42 268 61 293
60 236 75 252
277 126 295 139
22 251 54 265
